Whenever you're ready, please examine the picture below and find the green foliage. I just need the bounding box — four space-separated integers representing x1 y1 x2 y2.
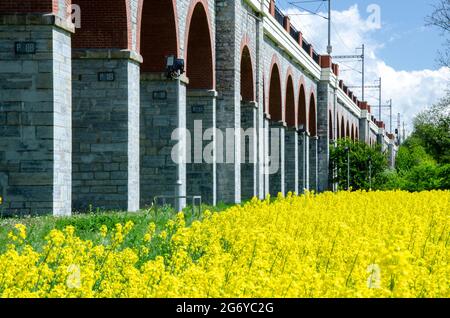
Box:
372 169 406 191
379 140 448 192
0 203 228 253
402 163 443 192
395 137 436 172
411 94 450 164
330 139 388 190
438 164 450 189
380 92 450 192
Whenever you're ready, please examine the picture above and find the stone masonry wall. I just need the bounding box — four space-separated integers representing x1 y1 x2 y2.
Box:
140 75 187 208
186 90 217 205
72 53 140 211
0 14 73 216
240 101 257 200
285 127 298 193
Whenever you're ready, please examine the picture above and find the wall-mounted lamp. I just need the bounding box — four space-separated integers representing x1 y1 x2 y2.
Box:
166 55 185 79
297 124 306 133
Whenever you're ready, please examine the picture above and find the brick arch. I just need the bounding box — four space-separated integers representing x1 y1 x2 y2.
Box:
268 58 282 122
351 123 355 140
285 70 296 127
185 0 215 89
138 0 179 72
72 0 130 49
340 115 345 138
298 83 307 131
309 91 317 136
240 43 254 102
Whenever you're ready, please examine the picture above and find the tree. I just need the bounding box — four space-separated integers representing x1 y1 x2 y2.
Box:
395 137 436 172
386 93 450 191
412 92 450 164
330 139 388 191
426 0 450 67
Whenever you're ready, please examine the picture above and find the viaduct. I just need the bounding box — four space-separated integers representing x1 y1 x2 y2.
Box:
0 0 398 216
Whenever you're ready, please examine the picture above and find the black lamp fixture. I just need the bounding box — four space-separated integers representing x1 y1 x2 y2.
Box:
166 55 185 79
297 124 306 134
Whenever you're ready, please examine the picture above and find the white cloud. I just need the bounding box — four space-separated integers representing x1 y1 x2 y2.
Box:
285 4 450 133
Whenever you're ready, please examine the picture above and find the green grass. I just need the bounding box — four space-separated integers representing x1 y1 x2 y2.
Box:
0 202 233 253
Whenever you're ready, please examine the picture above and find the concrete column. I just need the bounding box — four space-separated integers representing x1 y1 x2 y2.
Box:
298 132 310 192
140 73 187 211
284 127 298 194
388 142 396 168
256 111 266 200
214 0 241 204
0 14 74 216
255 10 265 201
186 89 217 205
72 49 141 212
263 117 270 197
377 129 385 151
316 81 331 192
359 110 370 144
317 135 330 192
269 121 285 197
240 101 258 201
309 136 319 192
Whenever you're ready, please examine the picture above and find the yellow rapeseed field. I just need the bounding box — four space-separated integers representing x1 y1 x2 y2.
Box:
1 191 449 298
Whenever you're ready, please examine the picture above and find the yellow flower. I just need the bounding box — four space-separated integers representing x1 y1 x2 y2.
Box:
143 233 152 243
0 191 449 298
159 230 167 240
124 221 134 234
7 231 17 242
14 223 27 240
100 225 108 238
64 226 75 237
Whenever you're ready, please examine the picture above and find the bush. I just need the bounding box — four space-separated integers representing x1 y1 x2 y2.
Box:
330 139 388 190
373 169 405 191
438 164 450 189
395 138 435 173
402 163 442 192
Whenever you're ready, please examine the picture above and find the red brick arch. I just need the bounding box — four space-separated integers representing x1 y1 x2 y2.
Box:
298 81 307 131
138 0 179 72
185 0 215 89
309 90 317 136
268 55 282 122
72 0 130 49
240 36 255 102
285 68 295 127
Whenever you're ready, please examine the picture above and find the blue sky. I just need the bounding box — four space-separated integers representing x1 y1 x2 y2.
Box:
278 0 445 71
277 0 450 132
